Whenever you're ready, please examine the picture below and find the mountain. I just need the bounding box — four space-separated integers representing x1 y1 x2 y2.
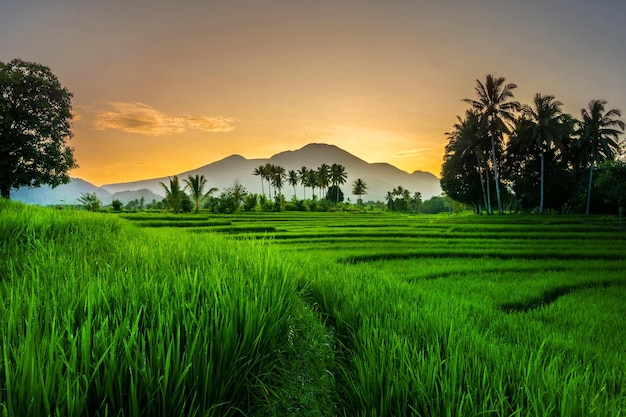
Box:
12 178 112 206
102 143 441 202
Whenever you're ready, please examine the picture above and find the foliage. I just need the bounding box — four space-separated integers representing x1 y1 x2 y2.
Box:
577 99 625 214
111 198 123 211
0 59 76 199
159 176 185 214
325 185 344 204
184 174 217 213
463 74 520 214
351 179 368 205
595 160 626 224
77 192 101 211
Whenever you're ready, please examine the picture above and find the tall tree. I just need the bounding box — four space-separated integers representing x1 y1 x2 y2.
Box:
160 176 185 213
317 164 330 197
184 174 217 213
287 169 299 199
463 74 520 213
518 94 566 213
441 110 491 213
577 99 624 214
298 166 308 199
252 166 265 198
271 164 286 197
0 59 76 199
352 178 368 205
330 163 348 204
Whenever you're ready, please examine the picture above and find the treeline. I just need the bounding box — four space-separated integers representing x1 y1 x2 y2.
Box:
441 74 625 215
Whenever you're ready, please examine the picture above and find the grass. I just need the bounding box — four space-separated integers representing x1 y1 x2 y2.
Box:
1 203 625 415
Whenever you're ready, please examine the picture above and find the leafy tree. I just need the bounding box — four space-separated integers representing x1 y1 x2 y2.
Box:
111 198 123 211
325 185 344 204
595 160 626 225
243 193 259 212
78 193 101 211
463 74 520 213
184 174 217 213
352 178 368 205
330 163 348 204
0 59 76 199
577 99 624 214
159 175 185 213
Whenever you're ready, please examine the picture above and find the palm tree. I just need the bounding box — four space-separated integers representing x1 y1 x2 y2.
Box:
518 94 566 214
287 169 299 199
385 191 394 211
298 166 308 200
330 163 348 204
184 174 217 213
262 163 274 199
253 166 265 198
159 175 184 213
306 170 318 198
463 74 520 213
577 99 624 214
455 110 491 213
271 164 286 197
317 164 330 197
352 178 368 205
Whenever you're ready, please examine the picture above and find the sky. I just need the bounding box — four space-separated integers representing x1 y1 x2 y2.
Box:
2 0 626 186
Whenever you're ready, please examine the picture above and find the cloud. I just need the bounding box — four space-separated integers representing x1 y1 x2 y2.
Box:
93 102 235 135
395 148 436 158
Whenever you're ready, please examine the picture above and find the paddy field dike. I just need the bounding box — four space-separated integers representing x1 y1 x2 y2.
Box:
1 200 625 416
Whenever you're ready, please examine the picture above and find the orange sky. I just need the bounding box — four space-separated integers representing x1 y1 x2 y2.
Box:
2 1 626 186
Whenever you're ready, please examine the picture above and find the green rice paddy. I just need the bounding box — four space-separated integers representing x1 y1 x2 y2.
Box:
1 202 625 416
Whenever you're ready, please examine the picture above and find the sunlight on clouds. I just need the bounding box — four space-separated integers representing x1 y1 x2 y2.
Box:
395 148 435 158
93 102 235 135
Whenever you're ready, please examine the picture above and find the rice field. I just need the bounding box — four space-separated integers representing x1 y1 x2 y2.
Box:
1 202 625 416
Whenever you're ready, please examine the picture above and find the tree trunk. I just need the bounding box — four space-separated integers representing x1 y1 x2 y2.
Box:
585 163 594 215
0 184 9 200
485 165 493 215
490 132 503 214
539 153 545 214
476 154 489 213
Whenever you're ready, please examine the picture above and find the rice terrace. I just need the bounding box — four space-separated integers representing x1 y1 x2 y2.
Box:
1 201 625 416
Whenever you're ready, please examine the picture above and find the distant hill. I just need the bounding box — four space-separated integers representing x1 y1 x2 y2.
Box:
13 143 441 205
102 143 441 202
12 178 112 206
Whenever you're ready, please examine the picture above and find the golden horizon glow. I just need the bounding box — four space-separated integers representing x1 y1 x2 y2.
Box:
3 1 626 187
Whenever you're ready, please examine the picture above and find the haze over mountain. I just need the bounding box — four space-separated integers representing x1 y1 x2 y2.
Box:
14 143 441 205
102 143 441 202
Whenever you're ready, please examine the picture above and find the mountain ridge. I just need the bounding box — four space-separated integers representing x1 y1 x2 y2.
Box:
15 143 441 205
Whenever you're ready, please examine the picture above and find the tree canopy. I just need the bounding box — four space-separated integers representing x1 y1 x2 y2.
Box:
0 59 76 199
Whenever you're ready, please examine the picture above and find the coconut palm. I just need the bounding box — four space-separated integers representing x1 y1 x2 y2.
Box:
577 99 624 214
252 166 265 198
463 74 520 213
518 94 566 214
287 169 299 199
159 175 184 214
184 174 218 213
330 163 348 204
306 170 318 198
352 178 368 205
298 166 308 199
317 164 330 197
271 164 286 197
